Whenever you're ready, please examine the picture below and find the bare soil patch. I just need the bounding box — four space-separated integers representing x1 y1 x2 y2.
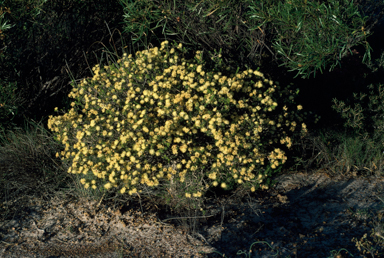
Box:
1 170 384 257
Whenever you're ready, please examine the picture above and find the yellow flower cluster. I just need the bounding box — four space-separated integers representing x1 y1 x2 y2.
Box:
48 40 307 197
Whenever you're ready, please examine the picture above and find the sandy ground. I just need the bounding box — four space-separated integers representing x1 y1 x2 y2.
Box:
2 170 384 257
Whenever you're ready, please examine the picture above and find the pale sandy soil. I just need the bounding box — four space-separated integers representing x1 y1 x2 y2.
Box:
2 170 384 257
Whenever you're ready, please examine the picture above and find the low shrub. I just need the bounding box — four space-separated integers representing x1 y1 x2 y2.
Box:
47 40 308 208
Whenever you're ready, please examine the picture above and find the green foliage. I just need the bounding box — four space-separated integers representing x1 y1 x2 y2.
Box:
118 0 374 81
332 81 384 152
118 0 275 79
119 0 167 49
246 0 372 79
315 51 384 176
0 79 27 134
0 4 13 43
353 0 384 31
47 40 308 204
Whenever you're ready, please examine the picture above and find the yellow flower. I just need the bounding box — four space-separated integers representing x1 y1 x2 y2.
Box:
297 105 303 110
196 65 203 73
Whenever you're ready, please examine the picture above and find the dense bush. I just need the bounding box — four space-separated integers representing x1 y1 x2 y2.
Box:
47 40 308 205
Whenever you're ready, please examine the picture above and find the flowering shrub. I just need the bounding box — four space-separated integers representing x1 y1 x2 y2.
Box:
47 40 307 201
